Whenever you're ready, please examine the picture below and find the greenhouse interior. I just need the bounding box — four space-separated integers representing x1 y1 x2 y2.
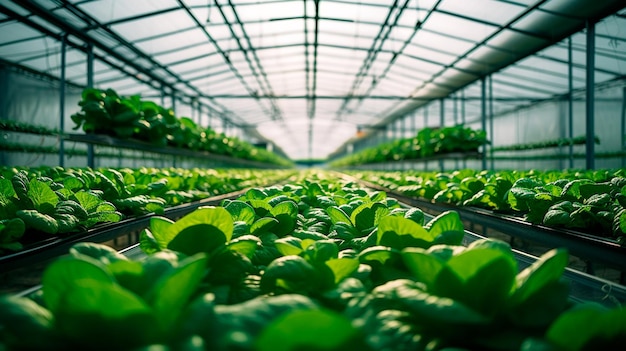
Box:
1 0 626 350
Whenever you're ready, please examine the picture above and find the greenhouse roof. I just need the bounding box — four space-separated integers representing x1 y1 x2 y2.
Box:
0 0 625 160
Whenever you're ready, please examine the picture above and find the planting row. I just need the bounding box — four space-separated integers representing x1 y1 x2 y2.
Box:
1 172 624 351
70 88 291 166
329 125 488 167
0 166 294 254
344 169 626 244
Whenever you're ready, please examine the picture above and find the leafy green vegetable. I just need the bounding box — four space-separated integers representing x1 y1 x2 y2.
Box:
256 309 367 351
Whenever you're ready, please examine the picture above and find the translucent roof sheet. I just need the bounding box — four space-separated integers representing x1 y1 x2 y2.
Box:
0 0 624 160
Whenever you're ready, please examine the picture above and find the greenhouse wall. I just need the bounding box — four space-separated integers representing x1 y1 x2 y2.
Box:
465 79 626 171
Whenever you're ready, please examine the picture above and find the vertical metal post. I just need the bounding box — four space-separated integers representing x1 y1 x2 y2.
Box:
453 94 459 169
453 94 458 125
568 37 574 168
197 101 202 125
308 118 313 160
86 43 95 168
160 86 165 106
439 98 445 128
585 20 595 170
461 90 466 124
411 111 417 136
439 98 445 171
401 115 406 138
489 75 494 170
424 104 429 128
621 87 626 168
395 119 401 139
481 77 487 170
171 92 176 115
190 100 195 122
461 90 467 168
59 34 67 167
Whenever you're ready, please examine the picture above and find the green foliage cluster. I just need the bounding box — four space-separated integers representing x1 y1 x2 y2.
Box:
1 172 624 351
330 125 488 167
492 135 600 152
0 166 294 253
349 169 626 243
70 88 292 167
0 120 60 136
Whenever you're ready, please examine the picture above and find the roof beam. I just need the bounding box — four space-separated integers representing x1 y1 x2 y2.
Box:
217 0 284 121
335 0 404 119
83 6 181 30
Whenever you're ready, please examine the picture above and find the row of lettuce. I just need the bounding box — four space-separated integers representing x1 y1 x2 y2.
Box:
1 172 624 350
68 88 291 166
329 125 489 167
343 168 626 244
0 166 294 253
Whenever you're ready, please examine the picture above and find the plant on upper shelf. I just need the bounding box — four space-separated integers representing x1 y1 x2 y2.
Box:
491 135 600 152
329 125 489 167
0 120 60 136
70 88 292 166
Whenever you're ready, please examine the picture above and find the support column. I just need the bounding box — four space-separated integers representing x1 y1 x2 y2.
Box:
86 42 95 168
568 37 574 168
59 34 67 167
585 20 595 170
461 90 466 124
171 92 177 115
481 77 487 170
453 93 458 125
439 98 445 171
489 75 494 170
620 87 626 168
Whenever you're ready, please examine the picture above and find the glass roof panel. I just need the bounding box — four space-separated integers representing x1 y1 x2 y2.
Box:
434 68 479 88
411 29 475 56
0 22 41 45
485 29 550 54
402 45 458 66
439 0 526 24
156 44 214 66
134 29 209 56
0 38 56 63
236 1 302 21
77 0 179 24
511 9 580 36
422 11 499 42
110 10 193 42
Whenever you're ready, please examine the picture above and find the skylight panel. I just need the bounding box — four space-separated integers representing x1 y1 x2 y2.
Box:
438 0 525 25
422 11 499 42
78 0 178 24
